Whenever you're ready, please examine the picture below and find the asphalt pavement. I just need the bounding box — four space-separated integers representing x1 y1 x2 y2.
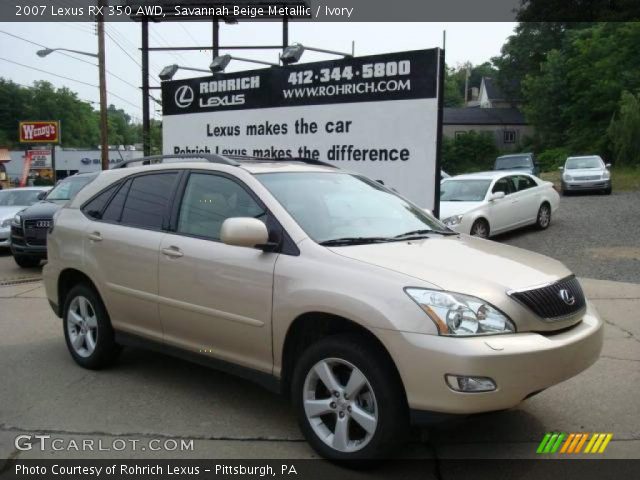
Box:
498 190 640 284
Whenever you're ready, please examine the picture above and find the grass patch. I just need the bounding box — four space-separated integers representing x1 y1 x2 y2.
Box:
540 167 640 191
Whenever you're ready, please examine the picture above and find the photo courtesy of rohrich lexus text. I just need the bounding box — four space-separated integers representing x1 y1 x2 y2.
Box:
0 1 638 479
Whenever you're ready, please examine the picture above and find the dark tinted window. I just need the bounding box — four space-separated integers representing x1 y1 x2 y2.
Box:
120 173 178 230
177 173 264 240
102 180 130 223
514 175 537 191
82 183 119 220
492 177 516 195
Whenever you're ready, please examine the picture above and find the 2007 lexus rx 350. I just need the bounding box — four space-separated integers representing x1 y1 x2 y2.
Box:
43 154 603 461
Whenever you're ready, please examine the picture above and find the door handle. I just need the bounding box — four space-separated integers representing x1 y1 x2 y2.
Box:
88 232 102 242
162 246 183 258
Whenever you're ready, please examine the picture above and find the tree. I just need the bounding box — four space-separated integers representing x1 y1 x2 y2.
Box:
608 91 640 166
441 131 498 174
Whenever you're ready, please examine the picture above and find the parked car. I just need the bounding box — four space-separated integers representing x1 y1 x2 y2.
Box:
43 154 601 461
560 155 611 195
10 173 98 267
0 187 52 248
440 171 559 238
494 153 539 176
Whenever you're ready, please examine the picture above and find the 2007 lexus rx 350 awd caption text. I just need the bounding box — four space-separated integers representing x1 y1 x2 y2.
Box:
43 154 603 461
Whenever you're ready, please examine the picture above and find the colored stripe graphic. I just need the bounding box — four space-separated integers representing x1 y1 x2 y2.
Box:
539 433 613 454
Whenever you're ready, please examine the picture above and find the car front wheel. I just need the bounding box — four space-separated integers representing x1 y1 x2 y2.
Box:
13 255 41 268
291 335 408 461
63 284 120 369
470 219 490 238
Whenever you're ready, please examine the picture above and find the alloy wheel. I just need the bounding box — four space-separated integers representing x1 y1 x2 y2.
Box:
303 358 378 453
66 296 99 358
538 205 551 228
471 221 488 238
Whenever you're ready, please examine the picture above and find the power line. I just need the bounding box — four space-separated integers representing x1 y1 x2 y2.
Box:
0 30 140 91
0 57 142 112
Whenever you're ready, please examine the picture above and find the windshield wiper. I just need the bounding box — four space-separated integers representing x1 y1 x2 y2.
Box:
393 229 457 239
319 237 391 246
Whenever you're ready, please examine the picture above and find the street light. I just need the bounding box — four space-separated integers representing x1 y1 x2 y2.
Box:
36 35 109 173
280 43 353 65
210 54 278 73
37 48 98 59
159 64 210 81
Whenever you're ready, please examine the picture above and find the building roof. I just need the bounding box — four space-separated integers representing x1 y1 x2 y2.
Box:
443 108 527 126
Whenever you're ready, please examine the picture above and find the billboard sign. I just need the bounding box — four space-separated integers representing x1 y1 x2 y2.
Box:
27 149 52 169
162 49 442 208
19 121 60 144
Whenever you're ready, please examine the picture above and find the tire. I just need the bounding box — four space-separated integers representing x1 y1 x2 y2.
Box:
536 203 551 230
62 283 120 369
604 186 612 195
291 334 408 461
13 255 41 268
470 219 490 238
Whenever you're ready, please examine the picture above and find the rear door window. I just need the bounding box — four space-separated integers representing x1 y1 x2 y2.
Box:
120 173 179 230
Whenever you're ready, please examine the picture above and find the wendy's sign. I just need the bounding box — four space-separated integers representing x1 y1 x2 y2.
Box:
19 121 60 144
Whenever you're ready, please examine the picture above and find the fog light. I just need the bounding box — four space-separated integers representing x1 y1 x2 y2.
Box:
445 374 496 392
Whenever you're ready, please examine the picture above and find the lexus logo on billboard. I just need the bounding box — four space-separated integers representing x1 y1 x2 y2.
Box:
175 85 195 108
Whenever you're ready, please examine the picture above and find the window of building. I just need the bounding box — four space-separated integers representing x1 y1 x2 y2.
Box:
503 130 517 144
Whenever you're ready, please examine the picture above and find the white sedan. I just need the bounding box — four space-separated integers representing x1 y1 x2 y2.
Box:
439 171 560 238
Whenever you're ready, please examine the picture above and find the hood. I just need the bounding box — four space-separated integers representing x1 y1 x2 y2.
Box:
439 201 483 219
0 206 27 222
328 235 571 297
19 200 65 219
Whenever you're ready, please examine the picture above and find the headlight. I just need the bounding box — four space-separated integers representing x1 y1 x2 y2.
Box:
602 170 610 180
12 213 22 225
563 174 573 181
442 215 463 227
405 288 515 336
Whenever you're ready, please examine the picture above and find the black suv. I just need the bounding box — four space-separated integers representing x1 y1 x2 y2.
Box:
10 173 98 268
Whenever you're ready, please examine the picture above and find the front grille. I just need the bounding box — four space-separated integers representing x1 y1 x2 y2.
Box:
576 175 600 181
509 275 586 320
23 218 50 246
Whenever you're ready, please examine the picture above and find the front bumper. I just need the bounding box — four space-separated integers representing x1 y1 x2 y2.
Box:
9 223 48 258
0 226 9 247
376 302 603 415
562 179 610 191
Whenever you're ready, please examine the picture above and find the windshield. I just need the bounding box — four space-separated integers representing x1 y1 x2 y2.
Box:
46 176 95 201
495 155 532 170
0 189 43 207
440 179 492 202
257 172 448 244
566 157 602 169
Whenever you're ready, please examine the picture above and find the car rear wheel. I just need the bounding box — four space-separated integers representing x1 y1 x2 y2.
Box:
536 203 551 229
13 255 41 268
470 219 490 238
63 284 120 369
291 335 408 461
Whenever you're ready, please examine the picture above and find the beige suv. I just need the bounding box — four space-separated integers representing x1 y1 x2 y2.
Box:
43 154 603 460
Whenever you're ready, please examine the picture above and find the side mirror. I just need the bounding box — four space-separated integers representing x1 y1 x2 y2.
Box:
220 218 269 249
37 191 48 200
558 166 564 171
488 191 506 201
605 163 611 168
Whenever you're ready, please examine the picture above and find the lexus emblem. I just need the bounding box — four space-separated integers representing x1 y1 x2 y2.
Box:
559 289 576 306
174 85 194 108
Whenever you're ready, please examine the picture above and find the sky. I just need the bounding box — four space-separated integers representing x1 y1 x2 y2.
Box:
0 21 516 122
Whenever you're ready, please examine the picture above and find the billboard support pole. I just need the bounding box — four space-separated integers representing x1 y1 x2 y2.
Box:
433 47 445 219
51 144 56 181
213 19 219 58
142 20 151 156
282 17 289 52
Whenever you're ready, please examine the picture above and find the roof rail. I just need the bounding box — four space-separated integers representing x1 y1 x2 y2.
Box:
224 155 337 169
112 153 240 169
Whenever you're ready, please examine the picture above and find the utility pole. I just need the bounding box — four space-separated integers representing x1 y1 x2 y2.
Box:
97 0 109 170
